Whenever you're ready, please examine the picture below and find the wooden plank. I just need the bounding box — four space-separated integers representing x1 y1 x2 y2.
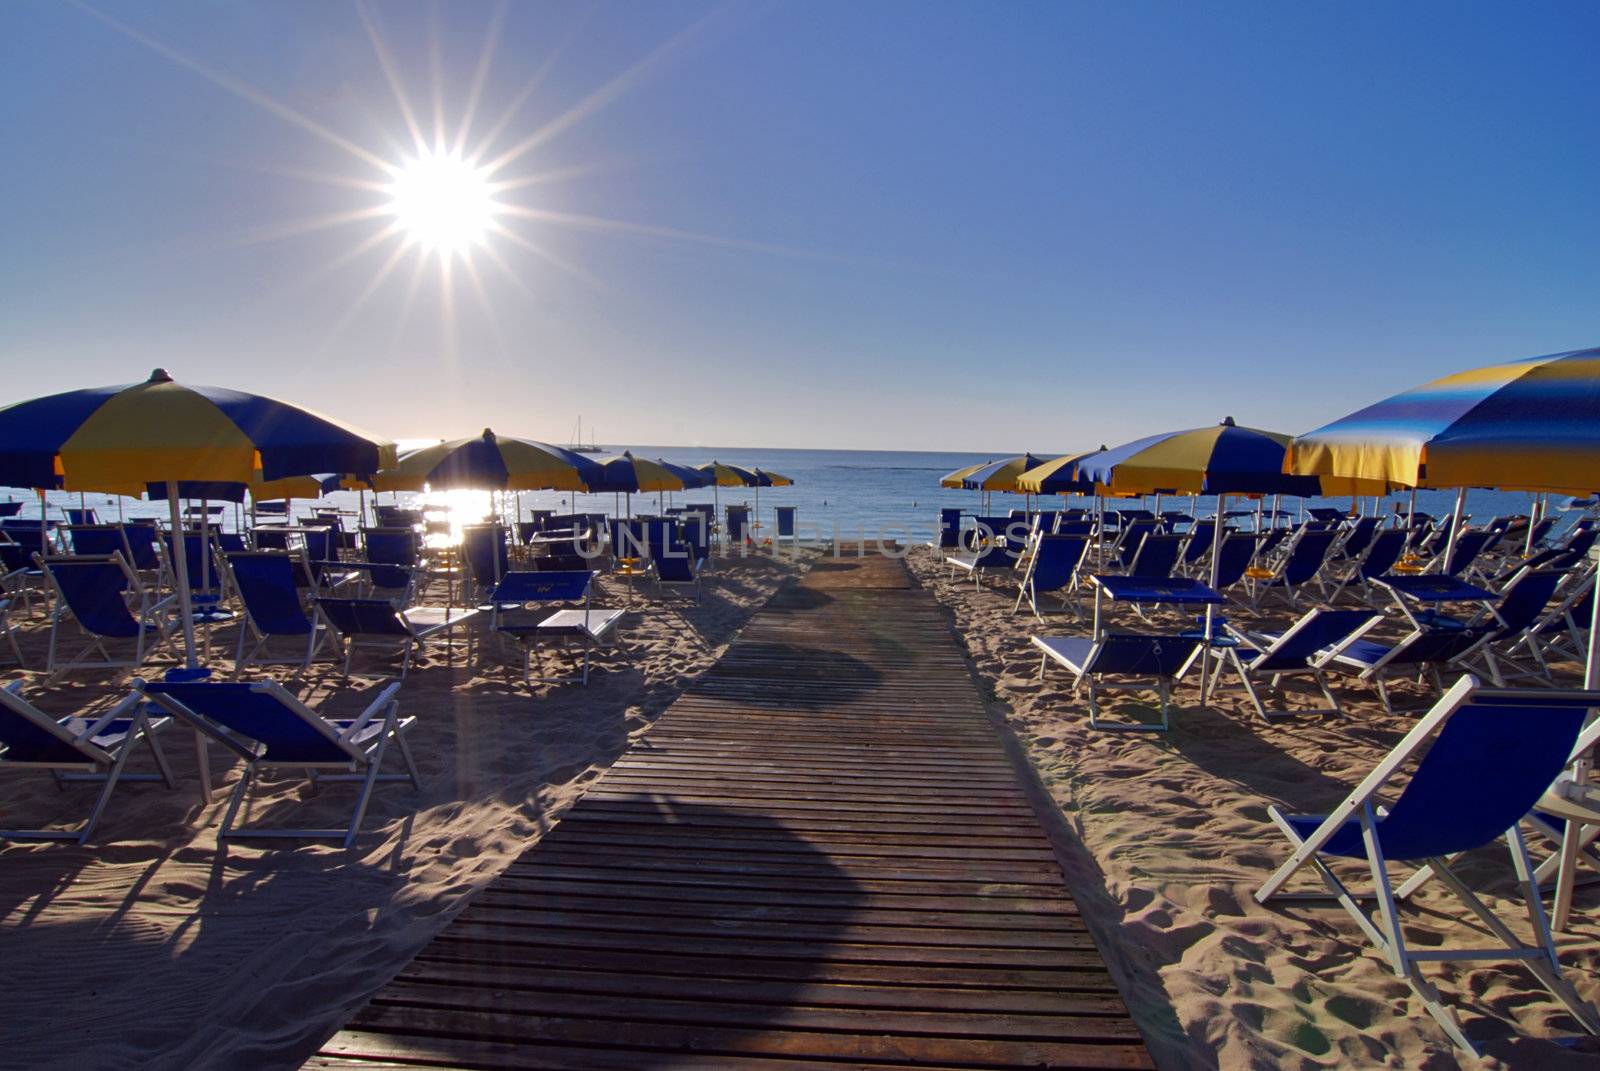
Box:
318 555 1153 1070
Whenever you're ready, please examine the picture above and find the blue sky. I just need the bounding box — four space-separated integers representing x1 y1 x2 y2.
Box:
3 1 1597 452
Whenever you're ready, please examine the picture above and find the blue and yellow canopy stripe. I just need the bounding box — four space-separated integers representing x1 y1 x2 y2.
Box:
0 368 395 492
1014 449 1106 495
381 429 601 492
1080 420 1330 496
960 454 1054 493
1287 346 1600 494
699 462 762 488
589 453 686 494
939 461 989 489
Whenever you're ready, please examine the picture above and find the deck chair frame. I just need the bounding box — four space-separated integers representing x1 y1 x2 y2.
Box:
0 685 175 843
1255 677 1600 1056
1032 633 1200 732
37 553 176 675
137 678 417 848
1204 609 1382 721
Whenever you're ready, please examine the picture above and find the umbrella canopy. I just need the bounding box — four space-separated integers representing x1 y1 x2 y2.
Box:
1014 447 1108 495
0 368 395 672
1286 345 1600 494
961 453 1054 493
939 461 989 489
753 469 794 487
379 429 601 492
654 459 713 489
1079 418 1321 496
698 461 761 488
0 368 395 491
588 452 685 493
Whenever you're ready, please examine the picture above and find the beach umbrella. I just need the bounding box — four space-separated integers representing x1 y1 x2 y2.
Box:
750 469 794 535
1015 447 1109 496
379 428 602 492
588 452 684 494
697 462 763 549
939 461 989 490
0 368 395 671
961 453 1054 493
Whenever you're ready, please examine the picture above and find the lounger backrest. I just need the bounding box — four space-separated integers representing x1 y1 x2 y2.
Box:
1527 516 1557 548
1340 517 1379 558
1213 534 1261 588
301 527 339 562
167 532 221 593
1127 534 1183 580
1056 520 1094 536
1256 609 1379 672
315 598 409 637
1374 692 1593 859
43 557 139 639
1491 569 1565 637
1281 529 1339 584
1386 626 1494 668
363 529 419 589
491 569 594 602
462 526 508 584
0 542 34 574
1114 520 1158 566
1444 529 1494 576
142 681 354 765
1256 527 1289 558
1088 634 1200 677
937 508 963 549
65 526 125 557
228 553 313 635
1359 530 1407 580
654 553 699 582
120 525 160 570
1565 528 1598 558
252 527 290 551
1181 522 1216 564
0 686 112 765
1029 535 1088 593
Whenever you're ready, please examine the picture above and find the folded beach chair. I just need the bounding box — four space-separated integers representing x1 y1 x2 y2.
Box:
251 526 291 551
724 506 751 548
38 554 176 674
226 552 333 676
137 678 418 848
1202 607 1382 720
1255 677 1600 1056
1244 527 1339 609
483 570 623 686
1325 623 1495 713
315 598 474 678
1031 632 1201 732
0 684 175 844
930 508 963 556
1013 533 1088 619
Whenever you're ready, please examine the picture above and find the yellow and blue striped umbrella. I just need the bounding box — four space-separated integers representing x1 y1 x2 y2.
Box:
0 368 395 491
698 461 761 488
379 429 601 492
589 453 684 493
1078 419 1320 496
1014 448 1107 495
939 461 988 489
1286 345 1600 494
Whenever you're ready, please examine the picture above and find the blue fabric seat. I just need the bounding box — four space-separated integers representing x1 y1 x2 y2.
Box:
1206 607 1381 720
1032 632 1200 731
484 570 620 686
38 555 175 673
226 552 331 676
1014 534 1088 619
1256 679 1600 1056
138 678 417 848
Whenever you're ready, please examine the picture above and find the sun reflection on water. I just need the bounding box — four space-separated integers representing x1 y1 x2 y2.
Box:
416 488 495 548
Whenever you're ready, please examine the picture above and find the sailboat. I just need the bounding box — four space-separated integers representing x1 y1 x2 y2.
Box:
568 416 602 454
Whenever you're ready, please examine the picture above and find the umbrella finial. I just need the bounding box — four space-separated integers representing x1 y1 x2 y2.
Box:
481 428 496 442
148 368 173 383
1220 416 1236 427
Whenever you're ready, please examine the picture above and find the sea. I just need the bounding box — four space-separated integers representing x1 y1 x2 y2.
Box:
9 446 1574 544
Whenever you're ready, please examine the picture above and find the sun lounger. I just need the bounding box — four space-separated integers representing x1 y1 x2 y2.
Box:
1032 632 1201 732
1324 528 1407 605
226 552 333 676
138 678 418 848
1255 676 1600 1056
1325 623 1496 714
1013 533 1088 619
1124 532 1183 580
0 684 175 844
483 570 623 685
649 541 704 603
315 597 478 678
1244 527 1339 608
37 554 176 674
1202 607 1381 720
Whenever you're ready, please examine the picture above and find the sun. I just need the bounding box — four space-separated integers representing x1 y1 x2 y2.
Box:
386 148 496 256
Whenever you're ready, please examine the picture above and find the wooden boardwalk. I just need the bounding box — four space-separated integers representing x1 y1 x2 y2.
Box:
314 554 1153 1070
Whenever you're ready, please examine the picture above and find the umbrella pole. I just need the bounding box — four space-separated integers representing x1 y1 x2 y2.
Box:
1438 487 1467 574
37 488 48 559
116 495 124 523
1272 493 1281 529
1524 492 1542 557
166 482 198 670
1407 488 1417 531
1200 492 1227 705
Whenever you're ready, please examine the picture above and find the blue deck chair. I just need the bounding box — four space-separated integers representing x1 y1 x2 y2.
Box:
1204 608 1382 720
461 524 509 597
0 684 174 844
1111 518 1159 568
299 527 357 593
251 527 290 551
1448 568 1566 686
138 678 418 848
1333 516 1380 561
1246 527 1339 608
360 528 422 603
65 524 128 559
1493 531 1593 585
1255 677 1600 1056
1442 528 1495 580
1032 632 1201 732
1326 623 1496 713
1125 533 1184 580
314 598 473 678
1179 522 1220 572
725 507 751 548
1014 534 1089 619
649 540 705 603
0 540 48 615
161 531 232 622
216 532 248 554
946 538 1020 588
1211 533 1262 593
119 524 161 574
1325 528 1408 605
38 554 175 674
483 570 623 685
1523 576 1594 668
775 506 797 542
226 552 332 676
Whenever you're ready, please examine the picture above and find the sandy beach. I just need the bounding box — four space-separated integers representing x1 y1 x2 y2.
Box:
0 553 808 1070
906 549 1600 1070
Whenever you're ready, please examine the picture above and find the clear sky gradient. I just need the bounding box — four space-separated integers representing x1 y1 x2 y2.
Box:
4 1 1597 453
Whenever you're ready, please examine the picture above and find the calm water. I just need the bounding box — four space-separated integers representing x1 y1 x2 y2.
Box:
9 446 1569 543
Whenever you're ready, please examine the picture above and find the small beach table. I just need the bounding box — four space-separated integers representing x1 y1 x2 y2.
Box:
1087 574 1226 637
1371 573 1500 631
